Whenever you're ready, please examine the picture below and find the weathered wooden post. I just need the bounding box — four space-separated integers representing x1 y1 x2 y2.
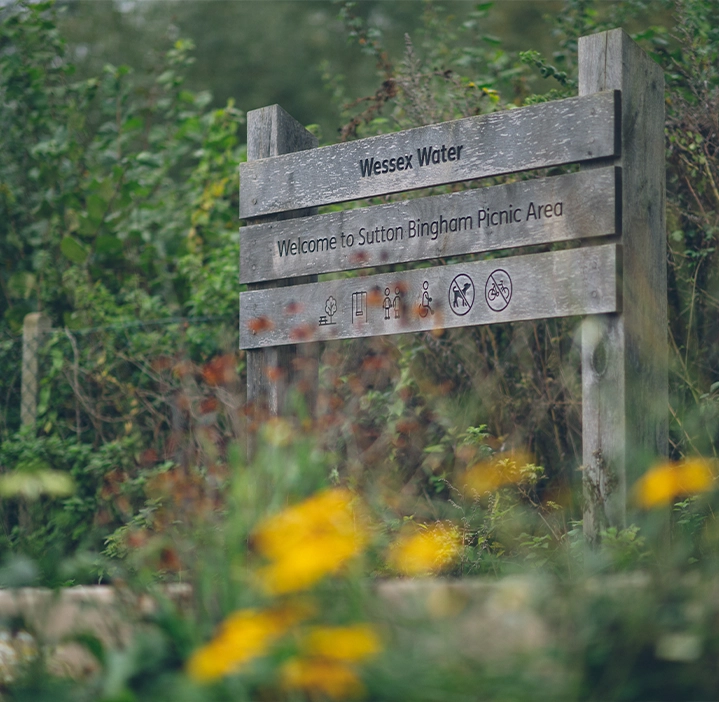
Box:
244 105 318 429
21 312 51 428
579 29 667 540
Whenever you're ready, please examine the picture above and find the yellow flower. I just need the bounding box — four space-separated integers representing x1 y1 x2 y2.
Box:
460 460 506 494
253 489 367 594
280 623 381 699
459 451 535 496
280 657 364 700
186 604 307 683
679 458 716 493
387 522 462 576
635 458 715 509
303 624 382 662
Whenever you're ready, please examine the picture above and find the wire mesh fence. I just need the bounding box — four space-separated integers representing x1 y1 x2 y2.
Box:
0 330 23 437
2 308 590 575
8 312 585 472
5 308 590 528
8 315 243 460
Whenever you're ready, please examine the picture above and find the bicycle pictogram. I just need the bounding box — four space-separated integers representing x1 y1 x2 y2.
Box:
485 269 512 311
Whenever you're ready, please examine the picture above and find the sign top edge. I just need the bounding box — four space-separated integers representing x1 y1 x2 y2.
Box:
239 90 619 219
239 90 619 169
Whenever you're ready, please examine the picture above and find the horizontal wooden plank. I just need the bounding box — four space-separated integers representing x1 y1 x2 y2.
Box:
239 91 620 218
240 167 619 284
240 244 620 349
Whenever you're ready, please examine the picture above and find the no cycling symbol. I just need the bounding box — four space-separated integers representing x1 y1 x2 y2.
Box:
485 269 512 311
448 274 475 316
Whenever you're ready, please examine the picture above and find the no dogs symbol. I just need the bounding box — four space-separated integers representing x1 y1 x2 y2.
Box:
448 274 475 316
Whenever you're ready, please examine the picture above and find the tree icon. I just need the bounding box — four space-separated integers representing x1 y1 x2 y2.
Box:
325 296 337 322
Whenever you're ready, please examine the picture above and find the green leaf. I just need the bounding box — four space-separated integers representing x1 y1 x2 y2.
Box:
136 151 162 167
86 193 107 224
60 236 88 263
37 385 50 416
122 116 143 131
95 235 123 256
78 213 96 236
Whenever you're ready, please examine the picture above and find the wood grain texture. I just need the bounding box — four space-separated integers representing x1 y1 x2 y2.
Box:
247 104 318 161
240 245 620 349
244 105 319 417
240 168 619 284
240 92 620 218
579 30 667 539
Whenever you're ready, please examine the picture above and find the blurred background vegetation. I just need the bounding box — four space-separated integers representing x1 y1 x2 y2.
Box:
55 0 573 140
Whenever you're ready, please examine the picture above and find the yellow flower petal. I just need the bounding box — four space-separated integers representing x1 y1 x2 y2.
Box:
635 462 678 509
387 522 462 576
303 624 382 662
253 489 367 593
635 459 716 509
281 657 364 699
258 534 363 595
186 605 308 683
459 451 535 496
677 458 714 494
254 489 363 557
460 460 505 494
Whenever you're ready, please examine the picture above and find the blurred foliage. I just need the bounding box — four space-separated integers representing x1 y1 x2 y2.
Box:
2 425 719 700
0 0 243 333
0 0 244 572
53 0 573 143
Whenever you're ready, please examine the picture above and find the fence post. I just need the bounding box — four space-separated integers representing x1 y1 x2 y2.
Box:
21 312 51 428
243 105 319 439
579 30 667 540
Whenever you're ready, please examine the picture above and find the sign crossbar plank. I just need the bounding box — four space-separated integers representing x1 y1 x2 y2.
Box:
240 91 619 219
240 244 620 349
241 167 619 284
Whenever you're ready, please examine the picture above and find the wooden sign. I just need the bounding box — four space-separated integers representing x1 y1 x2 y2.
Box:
241 167 619 284
240 245 619 349
240 29 667 541
240 91 619 218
